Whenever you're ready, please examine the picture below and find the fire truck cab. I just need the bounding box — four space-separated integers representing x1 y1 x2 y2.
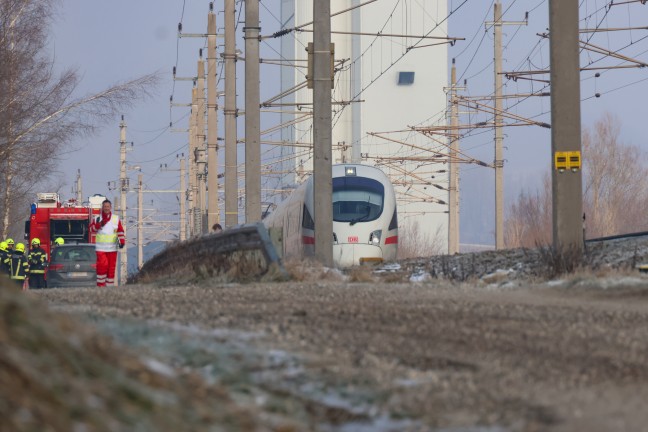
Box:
24 193 105 259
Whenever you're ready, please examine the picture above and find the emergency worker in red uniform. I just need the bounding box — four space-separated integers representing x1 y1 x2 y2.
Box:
90 199 125 287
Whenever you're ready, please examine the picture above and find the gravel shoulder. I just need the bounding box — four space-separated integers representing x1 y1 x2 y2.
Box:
34 276 648 432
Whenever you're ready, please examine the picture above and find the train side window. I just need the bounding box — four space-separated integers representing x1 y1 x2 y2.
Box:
302 204 314 230
388 209 398 231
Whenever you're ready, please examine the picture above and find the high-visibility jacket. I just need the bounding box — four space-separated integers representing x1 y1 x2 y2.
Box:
92 213 125 252
28 247 48 274
0 248 9 274
6 252 29 281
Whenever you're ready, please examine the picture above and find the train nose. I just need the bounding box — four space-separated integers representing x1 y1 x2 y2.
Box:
333 243 383 267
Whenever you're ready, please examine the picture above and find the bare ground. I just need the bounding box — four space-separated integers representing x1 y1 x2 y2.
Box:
29 275 648 432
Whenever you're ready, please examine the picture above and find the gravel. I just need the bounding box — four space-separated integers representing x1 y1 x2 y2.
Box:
10 235 648 431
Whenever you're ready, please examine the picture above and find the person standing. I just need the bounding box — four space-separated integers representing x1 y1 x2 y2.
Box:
6 243 29 289
0 241 9 275
28 238 48 289
90 199 125 287
51 237 65 262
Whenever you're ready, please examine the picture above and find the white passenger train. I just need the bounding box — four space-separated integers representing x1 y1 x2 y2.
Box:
264 164 398 267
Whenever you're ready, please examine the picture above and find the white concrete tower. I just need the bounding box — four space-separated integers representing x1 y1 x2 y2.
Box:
279 0 449 256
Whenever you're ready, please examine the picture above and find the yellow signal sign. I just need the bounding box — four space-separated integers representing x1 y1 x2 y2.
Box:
554 151 581 172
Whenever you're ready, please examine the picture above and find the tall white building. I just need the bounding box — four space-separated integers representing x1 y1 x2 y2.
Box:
277 0 450 255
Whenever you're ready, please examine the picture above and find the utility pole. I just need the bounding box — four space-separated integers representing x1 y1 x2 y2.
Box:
190 86 200 235
493 1 504 250
187 85 196 237
196 53 207 233
351 0 362 163
448 60 459 255
207 5 220 228
180 156 187 241
224 0 238 227
313 0 333 267
75 169 83 203
490 1 527 250
161 156 188 242
137 173 143 269
245 0 261 222
549 0 583 258
119 116 128 285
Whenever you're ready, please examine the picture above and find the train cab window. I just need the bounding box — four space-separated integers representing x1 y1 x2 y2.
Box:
302 204 315 230
388 208 398 231
332 177 384 223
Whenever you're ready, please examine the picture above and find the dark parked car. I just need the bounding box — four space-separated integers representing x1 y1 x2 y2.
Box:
47 244 96 288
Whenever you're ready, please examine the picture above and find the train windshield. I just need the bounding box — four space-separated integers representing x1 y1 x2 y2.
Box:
332 176 384 223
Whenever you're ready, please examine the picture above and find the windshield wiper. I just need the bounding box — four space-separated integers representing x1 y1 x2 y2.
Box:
349 205 371 226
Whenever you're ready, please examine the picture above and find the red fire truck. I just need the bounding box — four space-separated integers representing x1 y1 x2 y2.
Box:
24 193 106 259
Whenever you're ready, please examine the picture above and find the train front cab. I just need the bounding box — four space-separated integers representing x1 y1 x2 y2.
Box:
329 165 398 267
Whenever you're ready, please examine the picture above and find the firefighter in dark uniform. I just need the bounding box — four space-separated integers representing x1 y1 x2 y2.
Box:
28 238 47 289
0 241 9 275
7 242 29 289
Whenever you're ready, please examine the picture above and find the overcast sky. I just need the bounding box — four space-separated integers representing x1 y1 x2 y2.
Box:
50 1 648 245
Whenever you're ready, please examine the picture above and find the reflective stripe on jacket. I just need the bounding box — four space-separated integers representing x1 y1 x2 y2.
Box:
28 248 48 274
95 214 121 252
7 253 29 280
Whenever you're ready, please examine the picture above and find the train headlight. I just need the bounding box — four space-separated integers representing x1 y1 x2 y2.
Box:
369 230 382 245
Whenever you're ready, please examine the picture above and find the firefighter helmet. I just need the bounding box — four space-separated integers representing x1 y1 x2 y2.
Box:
0 241 6 251
54 237 65 246
6 238 14 245
15 243 25 252
31 238 41 246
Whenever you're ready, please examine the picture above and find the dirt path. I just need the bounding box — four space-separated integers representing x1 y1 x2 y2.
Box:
35 279 648 431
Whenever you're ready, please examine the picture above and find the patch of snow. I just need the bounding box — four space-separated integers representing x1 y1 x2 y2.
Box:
378 262 401 272
409 270 431 283
149 320 261 341
324 415 421 432
481 269 513 284
577 276 647 290
499 281 517 289
143 357 176 378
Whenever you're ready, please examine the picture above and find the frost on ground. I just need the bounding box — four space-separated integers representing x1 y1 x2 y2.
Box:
7 235 648 432
0 275 268 432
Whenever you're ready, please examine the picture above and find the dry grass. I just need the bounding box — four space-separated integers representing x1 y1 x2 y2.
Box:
399 221 445 259
562 266 643 282
536 244 589 279
380 271 409 283
0 274 262 432
283 258 346 282
347 266 376 282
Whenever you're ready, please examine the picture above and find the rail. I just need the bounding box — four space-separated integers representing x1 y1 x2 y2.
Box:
585 231 648 243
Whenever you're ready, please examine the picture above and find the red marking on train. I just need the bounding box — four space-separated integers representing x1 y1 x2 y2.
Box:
302 236 315 244
385 236 398 244
348 236 359 243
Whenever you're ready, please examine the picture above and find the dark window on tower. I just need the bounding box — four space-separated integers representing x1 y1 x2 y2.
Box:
398 71 415 85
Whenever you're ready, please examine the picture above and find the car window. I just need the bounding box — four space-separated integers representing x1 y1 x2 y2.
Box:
58 247 94 261
53 249 65 262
